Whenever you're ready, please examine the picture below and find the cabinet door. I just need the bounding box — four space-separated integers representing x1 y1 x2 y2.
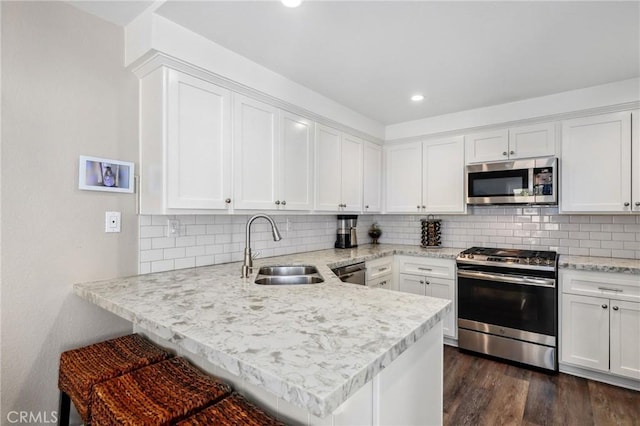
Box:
233 95 279 210
632 110 640 212
425 277 456 339
315 125 342 211
340 134 363 212
166 70 232 209
561 294 609 372
422 137 465 213
385 142 422 213
508 123 556 159
610 300 640 379
464 129 509 163
561 112 632 212
363 141 382 213
280 111 314 210
398 274 426 296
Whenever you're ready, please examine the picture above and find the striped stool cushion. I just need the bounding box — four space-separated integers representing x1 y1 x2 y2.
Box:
176 392 284 426
58 334 171 423
91 357 232 425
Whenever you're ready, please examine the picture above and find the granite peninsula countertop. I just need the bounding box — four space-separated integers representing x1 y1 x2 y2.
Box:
74 244 454 418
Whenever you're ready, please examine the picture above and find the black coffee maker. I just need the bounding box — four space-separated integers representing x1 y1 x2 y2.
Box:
335 215 358 249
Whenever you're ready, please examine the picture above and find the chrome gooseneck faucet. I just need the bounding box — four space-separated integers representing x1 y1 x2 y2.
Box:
242 214 282 278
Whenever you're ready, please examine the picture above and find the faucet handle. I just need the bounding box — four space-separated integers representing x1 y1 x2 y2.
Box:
252 251 261 260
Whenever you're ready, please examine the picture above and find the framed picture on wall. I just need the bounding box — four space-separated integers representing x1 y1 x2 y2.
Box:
78 155 134 193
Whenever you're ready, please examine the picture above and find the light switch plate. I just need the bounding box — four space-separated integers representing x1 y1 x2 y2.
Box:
167 219 180 237
105 211 121 233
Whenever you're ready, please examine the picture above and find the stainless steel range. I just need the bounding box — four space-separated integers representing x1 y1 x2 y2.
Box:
456 247 559 371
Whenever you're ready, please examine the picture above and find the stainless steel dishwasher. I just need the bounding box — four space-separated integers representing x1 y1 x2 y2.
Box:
332 263 366 285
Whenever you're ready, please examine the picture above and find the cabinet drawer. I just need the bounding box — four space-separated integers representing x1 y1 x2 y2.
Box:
368 274 393 290
397 256 455 279
366 256 393 280
560 269 640 303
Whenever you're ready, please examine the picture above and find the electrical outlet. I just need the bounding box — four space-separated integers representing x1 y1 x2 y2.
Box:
167 219 180 237
105 211 121 233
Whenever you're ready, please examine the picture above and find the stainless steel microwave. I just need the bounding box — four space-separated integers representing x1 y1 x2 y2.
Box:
466 157 558 205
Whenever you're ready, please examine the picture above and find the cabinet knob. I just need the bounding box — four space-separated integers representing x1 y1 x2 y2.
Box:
275 200 280 205
422 205 426 209
425 280 430 285
380 281 387 286
612 306 619 311
281 200 286 206
602 304 608 309
635 202 640 206
225 198 231 204
624 202 630 207
417 205 421 209
365 205 369 209
502 151 508 156
509 150 515 155
419 280 424 284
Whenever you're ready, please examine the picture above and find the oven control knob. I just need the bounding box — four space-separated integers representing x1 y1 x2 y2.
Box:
459 253 466 258
468 254 474 259
533 258 542 264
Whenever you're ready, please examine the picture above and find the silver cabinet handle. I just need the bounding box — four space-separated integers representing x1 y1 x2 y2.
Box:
510 150 515 155
624 202 630 207
598 287 623 292
225 198 231 204
418 267 432 271
281 200 286 206
380 281 387 286
275 200 280 205
378 267 388 272
612 306 619 311
602 304 608 309
502 151 508 156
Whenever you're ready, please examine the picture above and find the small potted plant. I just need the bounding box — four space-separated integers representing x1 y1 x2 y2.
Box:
368 223 382 244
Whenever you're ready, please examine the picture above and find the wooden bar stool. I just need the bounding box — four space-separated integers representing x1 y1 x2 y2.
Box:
57 334 172 426
90 357 232 425
176 392 284 426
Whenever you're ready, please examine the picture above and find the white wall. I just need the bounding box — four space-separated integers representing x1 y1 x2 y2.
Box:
1 2 138 423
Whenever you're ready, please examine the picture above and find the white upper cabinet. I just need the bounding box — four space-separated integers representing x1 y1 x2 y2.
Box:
422 137 465 213
279 111 315 211
465 123 556 163
362 141 383 213
140 67 232 214
632 110 640 213
233 94 279 210
385 142 423 213
315 125 362 212
561 111 634 213
233 98 314 211
385 138 465 214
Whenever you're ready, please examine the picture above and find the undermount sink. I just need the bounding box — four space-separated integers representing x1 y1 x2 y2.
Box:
254 265 324 285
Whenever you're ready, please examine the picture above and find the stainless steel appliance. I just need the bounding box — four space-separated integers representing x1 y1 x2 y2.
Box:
456 247 559 371
466 157 558 205
332 263 366 285
335 215 358 248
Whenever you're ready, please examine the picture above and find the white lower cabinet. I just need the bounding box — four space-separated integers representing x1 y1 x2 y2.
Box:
560 270 640 381
396 256 456 339
366 256 394 290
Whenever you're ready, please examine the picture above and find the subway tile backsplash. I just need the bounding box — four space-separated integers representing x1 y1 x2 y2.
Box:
139 207 640 274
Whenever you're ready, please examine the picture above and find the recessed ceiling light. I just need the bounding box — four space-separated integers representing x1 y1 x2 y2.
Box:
282 0 302 7
411 94 425 102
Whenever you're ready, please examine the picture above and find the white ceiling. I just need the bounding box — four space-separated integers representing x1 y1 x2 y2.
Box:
70 1 640 126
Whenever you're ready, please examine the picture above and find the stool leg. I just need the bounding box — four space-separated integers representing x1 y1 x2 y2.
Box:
58 391 70 426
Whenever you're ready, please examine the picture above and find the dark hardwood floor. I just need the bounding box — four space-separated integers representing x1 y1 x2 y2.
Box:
443 345 640 426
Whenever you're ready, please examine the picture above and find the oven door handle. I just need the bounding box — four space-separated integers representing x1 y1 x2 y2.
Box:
457 270 556 287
